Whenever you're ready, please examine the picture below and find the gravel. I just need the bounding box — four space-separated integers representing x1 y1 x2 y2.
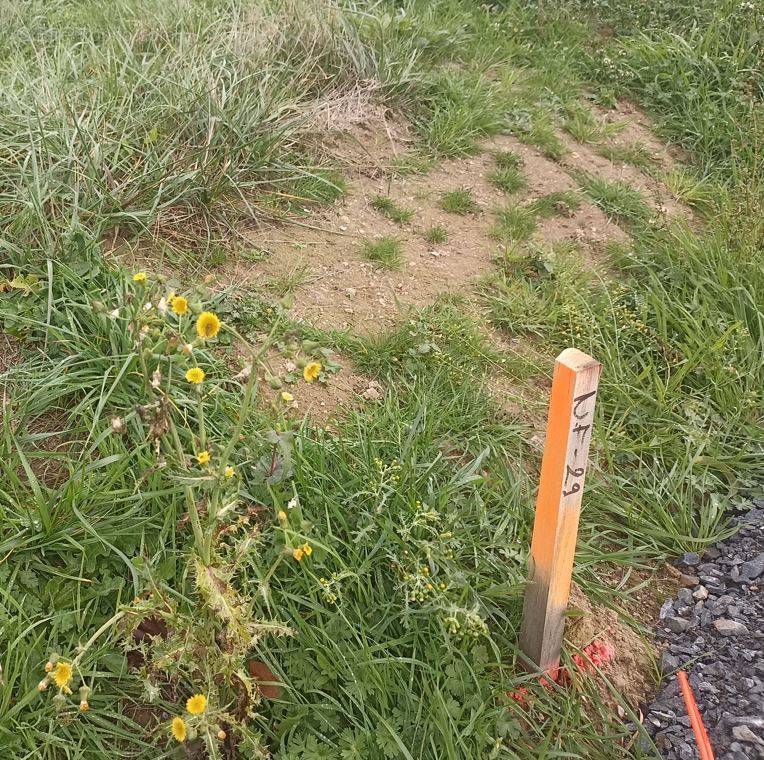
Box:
642 500 764 759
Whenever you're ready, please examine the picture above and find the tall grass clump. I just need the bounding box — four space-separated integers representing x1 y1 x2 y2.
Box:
0 0 421 254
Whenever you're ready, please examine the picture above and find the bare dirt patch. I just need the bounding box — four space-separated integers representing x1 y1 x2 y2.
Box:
233 130 628 337
558 132 687 220
567 582 657 708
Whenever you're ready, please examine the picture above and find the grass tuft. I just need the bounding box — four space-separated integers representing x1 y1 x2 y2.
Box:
597 142 658 169
424 225 448 245
361 236 404 269
488 167 527 194
578 174 653 224
440 188 480 215
370 195 415 224
490 205 538 242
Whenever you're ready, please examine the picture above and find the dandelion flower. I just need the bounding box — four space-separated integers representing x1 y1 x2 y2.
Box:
301 543 313 556
224 466 235 478
197 451 211 465
292 547 304 562
278 510 287 522
303 362 322 383
53 661 73 689
133 272 147 283
280 391 294 402
186 367 205 384
186 694 207 715
171 717 187 742
196 311 221 340
171 295 189 315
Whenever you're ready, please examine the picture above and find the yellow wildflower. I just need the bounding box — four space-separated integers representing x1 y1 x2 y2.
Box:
302 543 313 556
292 547 304 562
171 717 187 742
281 391 294 402
171 295 189 315
278 510 287 522
224 465 235 478
303 362 322 383
196 311 221 340
186 367 205 384
197 451 211 465
186 694 207 715
132 272 147 283
52 661 73 690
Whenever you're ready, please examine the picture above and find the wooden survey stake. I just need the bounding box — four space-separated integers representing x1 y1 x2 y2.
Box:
519 348 601 673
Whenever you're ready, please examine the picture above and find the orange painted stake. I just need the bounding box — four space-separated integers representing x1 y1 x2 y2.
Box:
677 670 715 760
519 348 602 672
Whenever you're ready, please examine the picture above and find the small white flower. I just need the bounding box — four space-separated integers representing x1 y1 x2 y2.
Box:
109 308 120 318
157 296 168 314
287 496 298 510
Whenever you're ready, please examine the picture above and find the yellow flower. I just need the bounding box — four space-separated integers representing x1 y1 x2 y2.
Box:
224 466 235 478
303 362 322 383
186 694 207 715
52 661 73 689
278 510 287 522
196 311 221 340
171 295 189 315
197 451 211 465
186 367 205 384
281 391 294 402
171 717 187 742
301 543 313 556
293 547 304 562
133 272 147 283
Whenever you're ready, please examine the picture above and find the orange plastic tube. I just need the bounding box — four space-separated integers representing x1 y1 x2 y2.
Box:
677 670 715 760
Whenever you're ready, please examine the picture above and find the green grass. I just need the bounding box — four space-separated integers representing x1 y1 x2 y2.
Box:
440 188 480 215
490 205 538 242
1 0 762 757
526 190 582 218
488 167 527 194
598 142 658 169
424 224 448 245
513 119 568 161
494 150 524 170
370 195 415 224
362 236 405 269
578 174 653 225
562 104 626 143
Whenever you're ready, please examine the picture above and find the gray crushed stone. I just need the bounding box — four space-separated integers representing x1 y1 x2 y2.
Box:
641 499 764 759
